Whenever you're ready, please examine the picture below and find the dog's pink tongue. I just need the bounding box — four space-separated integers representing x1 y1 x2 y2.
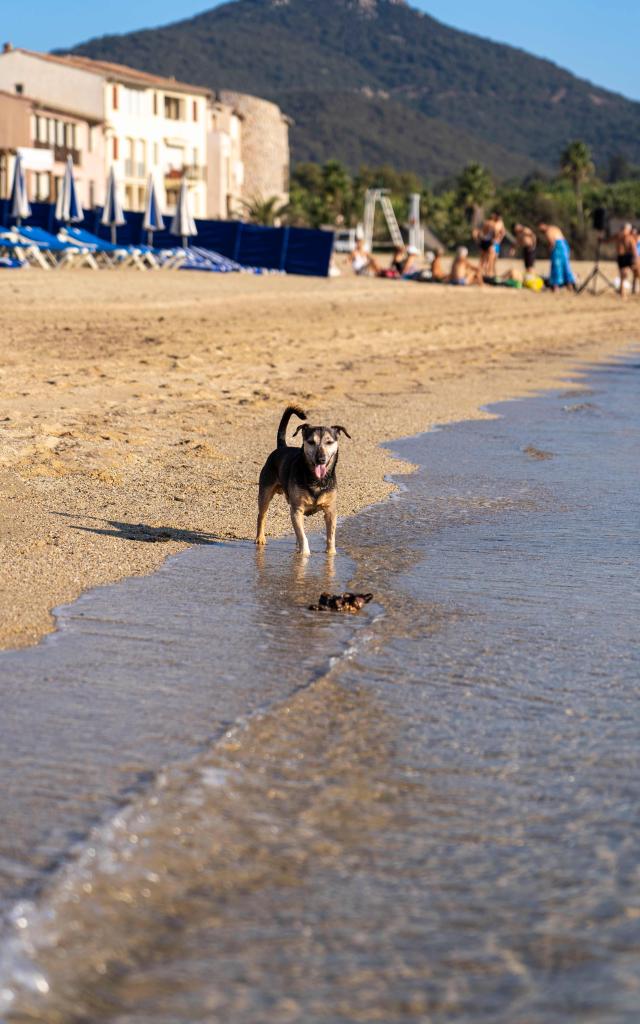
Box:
314 464 328 480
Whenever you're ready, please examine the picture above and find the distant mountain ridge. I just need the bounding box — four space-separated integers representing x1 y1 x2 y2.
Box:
62 0 640 181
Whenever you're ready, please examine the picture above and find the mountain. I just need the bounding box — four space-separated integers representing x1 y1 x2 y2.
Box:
61 0 640 182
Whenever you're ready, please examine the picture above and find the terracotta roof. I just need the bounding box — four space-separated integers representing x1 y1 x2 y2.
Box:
0 86 103 123
13 48 213 97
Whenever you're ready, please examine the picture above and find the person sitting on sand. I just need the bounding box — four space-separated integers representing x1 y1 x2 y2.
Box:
538 223 576 292
449 246 483 286
387 245 419 277
514 223 537 273
614 223 637 299
431 247 447 282
351 238 380 276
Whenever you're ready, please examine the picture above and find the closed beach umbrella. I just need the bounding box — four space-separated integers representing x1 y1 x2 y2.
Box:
10 152 31 226
169 176 197 248
101 166 126 245
55 155 84 224
142 173 165 247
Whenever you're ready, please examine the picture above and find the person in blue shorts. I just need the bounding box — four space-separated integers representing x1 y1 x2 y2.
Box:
538 223 576 292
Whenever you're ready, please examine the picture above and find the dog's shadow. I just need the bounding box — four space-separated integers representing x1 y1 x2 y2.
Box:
50 510 222 546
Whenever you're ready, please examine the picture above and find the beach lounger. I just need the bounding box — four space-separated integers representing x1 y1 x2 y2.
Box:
169 246 243 273
11 226 99 269
0 230 50 269
60 226 152 270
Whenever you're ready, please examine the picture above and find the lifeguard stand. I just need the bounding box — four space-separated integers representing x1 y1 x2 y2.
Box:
363 188 404 252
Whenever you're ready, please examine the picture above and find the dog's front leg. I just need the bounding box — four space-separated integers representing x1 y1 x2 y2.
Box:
290 507 310 556
324 505 337 554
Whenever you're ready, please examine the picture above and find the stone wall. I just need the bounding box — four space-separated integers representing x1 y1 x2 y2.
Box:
219 91 289 208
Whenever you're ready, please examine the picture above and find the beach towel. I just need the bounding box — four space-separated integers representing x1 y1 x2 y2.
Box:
549 238 575 288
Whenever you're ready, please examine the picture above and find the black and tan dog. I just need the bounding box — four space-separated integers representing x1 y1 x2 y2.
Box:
256 405 351 556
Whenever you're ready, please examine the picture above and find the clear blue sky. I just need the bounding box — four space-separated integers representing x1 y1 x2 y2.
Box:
3 0 639 101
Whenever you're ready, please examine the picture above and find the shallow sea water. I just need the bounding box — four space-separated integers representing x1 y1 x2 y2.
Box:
0 354 639 1023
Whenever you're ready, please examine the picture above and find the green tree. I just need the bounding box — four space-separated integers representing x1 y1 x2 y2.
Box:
455 162 494 221
560 140 594 231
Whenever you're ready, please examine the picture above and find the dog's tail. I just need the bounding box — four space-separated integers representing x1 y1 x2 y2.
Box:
277 405 307 448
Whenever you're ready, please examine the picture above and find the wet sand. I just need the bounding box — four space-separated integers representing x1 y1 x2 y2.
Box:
0 262 637 650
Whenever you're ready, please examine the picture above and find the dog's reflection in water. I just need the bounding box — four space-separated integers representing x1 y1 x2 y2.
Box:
254 544 336 599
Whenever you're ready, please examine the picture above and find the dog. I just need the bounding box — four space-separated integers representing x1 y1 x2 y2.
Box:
256 405 351 556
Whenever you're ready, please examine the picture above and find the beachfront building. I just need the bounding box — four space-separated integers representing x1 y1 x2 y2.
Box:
0 45 211 217
0 45 291 222
0 86 104 209
207 101 244 219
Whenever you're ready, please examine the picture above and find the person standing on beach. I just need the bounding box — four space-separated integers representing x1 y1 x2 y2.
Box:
490 211 506 275
633 226 640 295
514 223 537 273
538 223 576 292
473 215 496 277
614 223 637 299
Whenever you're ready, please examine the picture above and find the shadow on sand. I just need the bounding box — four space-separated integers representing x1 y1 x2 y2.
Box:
50 510 223 546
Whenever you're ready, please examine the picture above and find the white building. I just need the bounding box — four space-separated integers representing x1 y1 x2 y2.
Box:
0 45 211 216
208 100 244 219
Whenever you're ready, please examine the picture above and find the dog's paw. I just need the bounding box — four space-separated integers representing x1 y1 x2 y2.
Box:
255 536 266 546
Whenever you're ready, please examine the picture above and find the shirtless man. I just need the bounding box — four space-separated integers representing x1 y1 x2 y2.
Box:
514 223 537 273
431 247 446 282
633 227 640 295
538 223 576 292
449 246 483 286
473 215 496 277
614 223 636 299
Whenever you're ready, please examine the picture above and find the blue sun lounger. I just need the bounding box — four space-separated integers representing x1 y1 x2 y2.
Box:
60 226 156 269
10 225 99 269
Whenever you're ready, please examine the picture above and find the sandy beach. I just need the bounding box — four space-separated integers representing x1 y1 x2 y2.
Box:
0 260 637 651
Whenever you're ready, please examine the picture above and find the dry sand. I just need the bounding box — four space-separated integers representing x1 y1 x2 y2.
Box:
0 260 638 651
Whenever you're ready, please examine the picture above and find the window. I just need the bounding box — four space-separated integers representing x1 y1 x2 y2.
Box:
15 83 23 94
166 186 179 210
164 95 181 120
47 118 55 145
35 172 50 201
112 136 119 160
123 87 145 116
112 84 119 110
192 99 198 121
64 123 75 149
55 120 64 147
35 115 47 143
87 126 93 153
89 180 95 208
153 92 158 115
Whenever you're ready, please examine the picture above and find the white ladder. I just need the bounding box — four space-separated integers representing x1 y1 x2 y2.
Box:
364 189 404 251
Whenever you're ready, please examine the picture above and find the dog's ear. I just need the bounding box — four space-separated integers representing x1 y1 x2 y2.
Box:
292 424 307 438
332 425 352 439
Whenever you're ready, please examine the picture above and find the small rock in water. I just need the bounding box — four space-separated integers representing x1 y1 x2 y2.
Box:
308 591 373 614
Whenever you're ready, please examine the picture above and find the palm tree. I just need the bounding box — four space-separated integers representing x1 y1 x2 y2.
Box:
560 141 594 231
239 195 288 226
455 162 494 222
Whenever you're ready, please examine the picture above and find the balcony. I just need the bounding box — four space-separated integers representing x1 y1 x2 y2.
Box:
124 159 146 179
34 140 80 165
164 164 205 183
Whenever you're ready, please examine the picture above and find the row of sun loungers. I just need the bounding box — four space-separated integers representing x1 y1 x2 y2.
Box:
0 225 246 273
